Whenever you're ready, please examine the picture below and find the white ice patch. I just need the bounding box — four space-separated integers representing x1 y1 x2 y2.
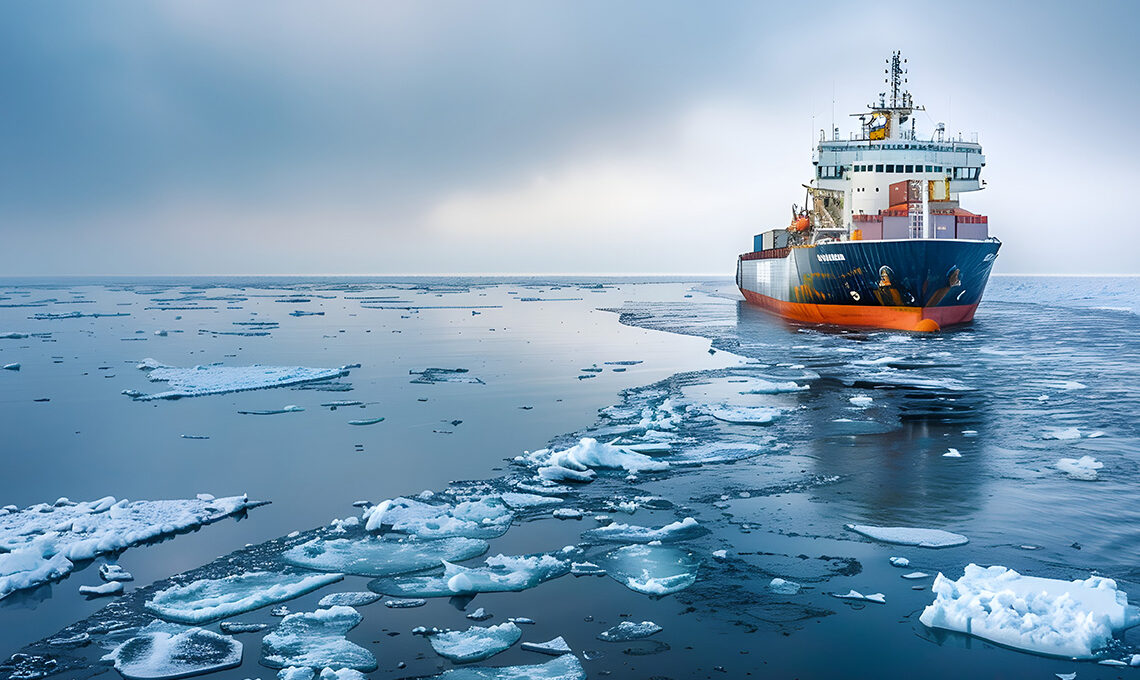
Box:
521 636 571 656
362 496 513 539
596 621 662 642
131 362 348 400
427 623 521 663
849 395 874 407
737 378 810 394
581 517 705 544
1044 427 1082 441
768 578 801 595
146 571 344 624
424 654 586 679
103 627 242 680
832 590 885 604
317 592 382 608
920 564 1140 659
598 544 699 597
283 536 489 577
943 448 962 458
261 606 378 671
0 494 258 600
845 524 968 548
707 405 782 425
79 581 123 597
523 437 668 479
500 493 563 509
371 552 571 598
1057 456 1103 481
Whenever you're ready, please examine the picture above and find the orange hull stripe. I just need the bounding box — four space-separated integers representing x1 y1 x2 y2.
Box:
740 289 978 332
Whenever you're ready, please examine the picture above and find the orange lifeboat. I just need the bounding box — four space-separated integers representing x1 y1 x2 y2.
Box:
791 217 809 232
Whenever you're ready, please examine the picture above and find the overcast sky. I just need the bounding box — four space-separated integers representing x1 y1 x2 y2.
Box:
1 1 1136 276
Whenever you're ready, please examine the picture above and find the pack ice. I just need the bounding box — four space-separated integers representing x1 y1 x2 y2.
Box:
103 626 242 680
261 606 378 671
581 517 706 544
130 361 349 400
920 564 1140 658
845 524 968 548
370 551 572 598
283 536 489 577
427 622 521 663
0 494 259 600
425 654 586 679
598 544 700 596
146 571 344 623
362 496 513 538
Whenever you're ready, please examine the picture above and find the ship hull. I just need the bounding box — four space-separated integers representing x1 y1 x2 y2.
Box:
736 239 1000 332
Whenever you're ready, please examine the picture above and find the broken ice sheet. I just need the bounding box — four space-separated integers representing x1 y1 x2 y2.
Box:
523 437 668 481
410 368 485 385
103 627 242 680
521 636 571 656
261 606 378 671
844 524 968 548
581 517 707 544
317 591 382 607
424 654 586 679
596 621 662 642
362 496 513 538
598 544 700 597
369 551 572 598
427 622 521 663
146 571 344 624
129 361 349 400
1057 456 1103 481
0 494 263 600
283 535 489 577
706 405 783 425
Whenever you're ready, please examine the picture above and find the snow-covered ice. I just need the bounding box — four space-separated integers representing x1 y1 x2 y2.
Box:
551 508 583 520
317 592 382 608
146 571 344 624
523 437 668 480
427 623 521 663
738 378 810 394
849 395 873 407
103 627 242 680
500 493 563 509
1044 427 1082 441
79 581 123 597
889 557 910 568
832 590 886 604
423 654 585 679
768 578 801 595
283 535 489 577
943 448 962 458
521 636 571 656
1057 456 1103 481
845 524 968 548
920 564 1140 658
362 496 513 539
581 517 706 544
707 405 782 425
370 551 572 597
261 606 378 671
596 621 662 642
598 544 699 596
100 563 134 582
0 494 260 600
130 361 348 400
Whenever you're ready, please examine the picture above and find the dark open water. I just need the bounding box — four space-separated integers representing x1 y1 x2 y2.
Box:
1 275 1138 679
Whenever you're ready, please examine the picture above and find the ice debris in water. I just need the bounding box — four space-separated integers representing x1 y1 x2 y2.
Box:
2 363 19 371
427 622 521 663
219 621 267 634
523 437 668 483
581 517 706 544
100 563 134 582
1057 456 1103 481
103 627 242 680
889 557 910 568
371 551 572 597
552 508 583 520
920 564 1140 658
849 395 873 407
845 524 968 548
597 620 662 642
706 405 782 425
902 572 930 580
285 535 488 577
410 368 485 385
129 361 349 400
362 496 513 538
521 636 571 656
261 606 378 671
317 591 382 607
0 494 260 600
598 544 700 596
384 598 426 608
423 654 586 679
768 578 801 595
738 378 809 394
943 448 962 458
500 492 563 509
146 571 344 624
832 590 886 604
466 607 491 620
1044 427 1082 441
79 581 123 597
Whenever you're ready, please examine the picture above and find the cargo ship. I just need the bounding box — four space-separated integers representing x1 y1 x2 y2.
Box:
736 52 1000 332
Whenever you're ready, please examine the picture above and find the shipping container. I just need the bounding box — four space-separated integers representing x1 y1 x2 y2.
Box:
762 231 776 251
753 234 764 252
883 215 911 240
955 221 989 240
773 230 790 249
933 214 956 238
857 221 883 240
928 179 951 201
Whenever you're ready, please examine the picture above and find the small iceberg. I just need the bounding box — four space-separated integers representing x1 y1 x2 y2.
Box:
832 590 886 604
581 517 706 544
79 581 123 597
424 654 585 679
844 524 968 548
598 544 700 596
317 592 382 607
1057 456 1103 481
427 623 521 663
146 571 344 624
768 578 801 595
920 564 1140 658
99 564 133 582
130 362 349 400
261 606 378 671
524 437 668 480
283 535 489 577
597 621 662 641
370 551 572 598
521 636 571 656
103 627 242 679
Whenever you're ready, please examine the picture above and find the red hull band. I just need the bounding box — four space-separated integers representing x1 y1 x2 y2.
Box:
739 288 978 332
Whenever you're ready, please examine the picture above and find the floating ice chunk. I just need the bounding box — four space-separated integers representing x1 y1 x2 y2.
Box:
0 494 261 600
219 621 268 634
384 598 426 609
80 581 123 597
832 590 885 604
920 564 1140 659
238 405 304 415
362 496 513 539
508 617 535 625
131 363 349 400
283 536 489 577
521 636 570 656
707 405 782 425
371 552 571 598
427 623 521 663
319 669 366 680
424 654 585 679
146 571 344 624
845 524 968 548
318 592 382 607
410 368 485 385
943 448 962 458
1044 427 1082 441
738 378 810 394
0 332 28 339
501 493 563 509
261 606 378 671
902 572 930 580
100 563 134 582
552 508 583 520
581 517 706 544
889 557 910 567
849 395 873 407
711 549 728 560
1057 456 1103 481
103 627 242 680
597 620 662 642
2 363 19 371
537 465 595 483
598 544 699 597
467 607 491 620
347 417 384 426
279 669 315 680
525 437 668 477
768 578 801 595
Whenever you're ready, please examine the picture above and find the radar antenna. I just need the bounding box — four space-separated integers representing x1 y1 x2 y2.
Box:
887 51 908 109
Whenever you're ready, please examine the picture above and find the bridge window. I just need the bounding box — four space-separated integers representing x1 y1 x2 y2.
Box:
925 165 933 172
905 164 914 173
875 164 884 172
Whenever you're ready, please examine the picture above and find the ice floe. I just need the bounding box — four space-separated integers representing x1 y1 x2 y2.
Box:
598 544 700 596
427 623 521 663
523 437 668 482
317 591 382 608
410 368 485 385
521 636 571 656
738 378 810 394
0 494 260 600
943 448 962 458
889 557 910 568
283 535 489 577
370 551 572 598
100 563 134 582
130 361 349 400
581 517 706 544
103 627 242 680
845 524 968 548
146 571 344 624
261 606 378 671
500 493 563 509
1057 456 1103 481
596 621 662 641
920 564 1140 658
1044 427 1082 441
768 578 801 595
424 654 585 679
362 496 513 539
706 405 782 425
832 590 885 604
